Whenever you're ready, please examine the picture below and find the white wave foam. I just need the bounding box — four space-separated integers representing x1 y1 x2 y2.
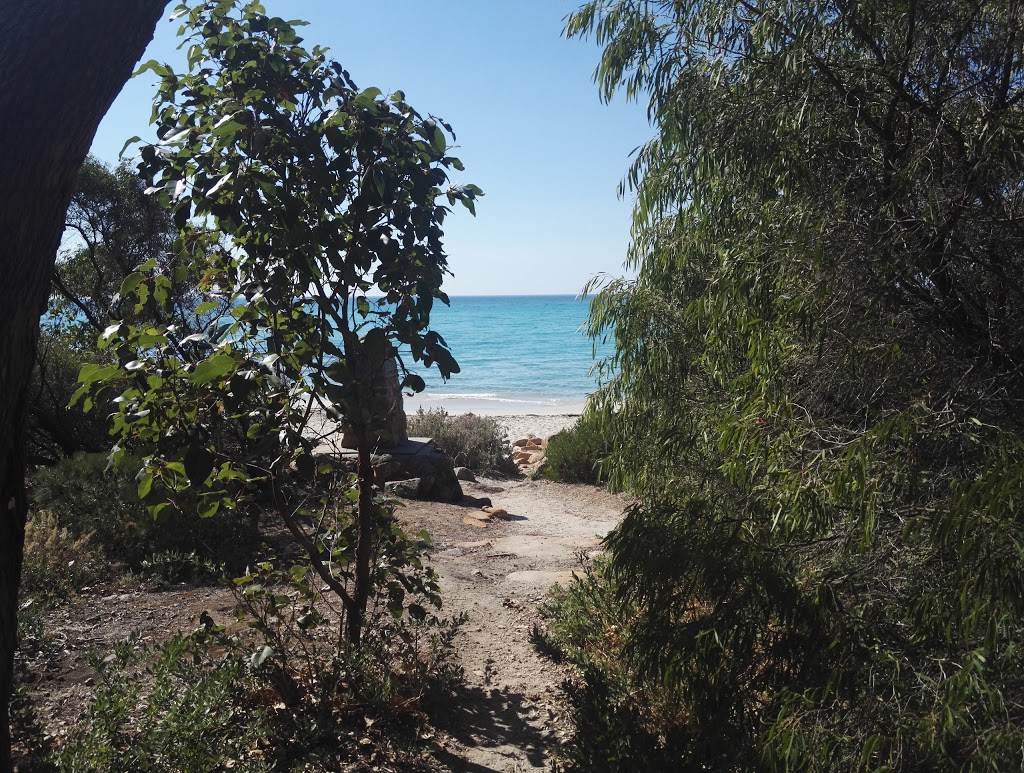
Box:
419 392 566 406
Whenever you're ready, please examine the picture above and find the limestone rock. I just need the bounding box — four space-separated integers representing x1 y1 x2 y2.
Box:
316 438 463 503
454 466 477 482
482 506 509 520
385 478 422 499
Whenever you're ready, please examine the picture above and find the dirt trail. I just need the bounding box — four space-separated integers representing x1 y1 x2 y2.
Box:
403 477 624 771
20 476 623 771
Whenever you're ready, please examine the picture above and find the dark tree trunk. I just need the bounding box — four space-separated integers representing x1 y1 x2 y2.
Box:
349 438 375 646
0 2 167 767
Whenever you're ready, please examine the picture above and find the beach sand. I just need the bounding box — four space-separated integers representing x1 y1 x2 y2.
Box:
406 395 585 440
489 413 580 441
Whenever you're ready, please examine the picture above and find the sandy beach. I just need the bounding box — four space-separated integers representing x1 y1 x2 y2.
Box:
489 413 580 441
406 395 585 440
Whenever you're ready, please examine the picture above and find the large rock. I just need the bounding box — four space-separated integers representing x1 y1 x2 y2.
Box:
385 478 422 498
341 354 408 449
316 437 463 502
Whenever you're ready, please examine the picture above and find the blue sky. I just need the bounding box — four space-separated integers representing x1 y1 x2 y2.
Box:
89 1 651 296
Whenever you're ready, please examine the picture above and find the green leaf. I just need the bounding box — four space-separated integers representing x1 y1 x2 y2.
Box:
250 645 274 668
185 445 216 487
137 470 154 500
119 136 142 158
78 364 121 385
354 86 383 108
134 59 172 78
119 273 144 298
190 353 236 385
403 373 426 393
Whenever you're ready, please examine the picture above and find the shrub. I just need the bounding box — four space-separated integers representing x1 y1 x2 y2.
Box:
542 415 611 484
29 452 258 575
28 331 115 464
407 408 518 476
54 632 269 772
22 510 98 603
538 555 692 770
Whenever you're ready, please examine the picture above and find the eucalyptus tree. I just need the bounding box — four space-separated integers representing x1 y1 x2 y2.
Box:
51 157 200 345
0 2 167 767
31 157 208 464
80 0 480 646
567 1 1024 769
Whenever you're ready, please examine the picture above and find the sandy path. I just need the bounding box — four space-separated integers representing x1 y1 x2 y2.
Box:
403 476 624 771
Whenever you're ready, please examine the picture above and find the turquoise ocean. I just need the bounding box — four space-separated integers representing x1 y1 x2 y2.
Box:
404 295 609 415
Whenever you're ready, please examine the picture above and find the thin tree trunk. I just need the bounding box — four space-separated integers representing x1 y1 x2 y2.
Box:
349 437 376 646
0 3 167 768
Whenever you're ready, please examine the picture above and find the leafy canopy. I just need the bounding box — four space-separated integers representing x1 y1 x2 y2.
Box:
76 0 480 644
566 0 1024 769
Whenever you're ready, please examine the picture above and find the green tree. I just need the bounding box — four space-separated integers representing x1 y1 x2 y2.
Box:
30 157 214 464
80 0 480 646
565 1 1024 769
50 156 210 345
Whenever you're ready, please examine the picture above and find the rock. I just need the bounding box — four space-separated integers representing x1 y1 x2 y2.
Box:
513 450 534 463
528 451 545 464
463 516 489 528
482 506 509 519
454 466 476 481
373 460 402 487
512 438 530 448
385 478 421 498
525 437 543 448
341 354 408 449
316 438 463 502
462 495 492 508
468 511 492 522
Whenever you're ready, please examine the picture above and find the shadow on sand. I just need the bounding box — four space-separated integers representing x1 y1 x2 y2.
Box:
429 681 551 771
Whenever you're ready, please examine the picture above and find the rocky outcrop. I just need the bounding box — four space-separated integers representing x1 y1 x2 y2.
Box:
340 354 408 449
316 437 463 502
511 434 550 477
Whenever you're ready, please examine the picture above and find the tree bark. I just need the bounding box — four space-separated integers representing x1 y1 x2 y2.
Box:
0 2 167 768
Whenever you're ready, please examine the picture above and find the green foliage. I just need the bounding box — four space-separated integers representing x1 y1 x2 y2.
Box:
230 544 462 719
542 414 611 484
77 0 480 645
29 453 257 574
139 550 224 587
406 408 518 476
50 155 214 346
9 682 54 772
54 633 269 772
563 0 1024 769
539 556 692 770
28 332 114 464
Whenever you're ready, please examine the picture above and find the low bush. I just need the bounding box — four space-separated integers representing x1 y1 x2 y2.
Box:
537 555 691 770
22 510 99 603
542 414 612 484
54 632 269 773
52 552 464 771
29 452 258 575
407 408 518 476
